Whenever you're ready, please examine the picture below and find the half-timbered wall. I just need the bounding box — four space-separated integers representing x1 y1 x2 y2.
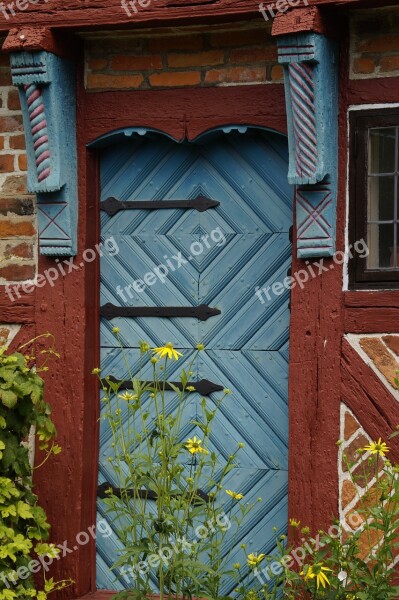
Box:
1 4 399 598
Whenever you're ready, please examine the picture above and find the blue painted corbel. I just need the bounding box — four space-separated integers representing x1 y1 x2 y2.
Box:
277 33 338 258
10 51 77 256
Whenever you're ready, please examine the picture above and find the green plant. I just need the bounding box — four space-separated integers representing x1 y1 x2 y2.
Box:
0 334 71 600
236 434 399 600
95 338 260 600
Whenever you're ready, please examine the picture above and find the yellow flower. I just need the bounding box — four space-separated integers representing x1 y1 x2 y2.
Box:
153 343 183 361
363 438 389 457
187 386 196 392
196 343 205 351
225 489 244 500
289 518 301 527
185 436 207 454
301 564 332 589
112 327 120 334
92 368 101 375
247 553 265 568
118 392 138 402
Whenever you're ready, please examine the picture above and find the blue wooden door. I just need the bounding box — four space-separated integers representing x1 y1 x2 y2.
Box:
96 128 293 593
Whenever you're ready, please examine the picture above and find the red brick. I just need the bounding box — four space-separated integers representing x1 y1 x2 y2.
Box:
18 155 27 171
351 456 385 488
0 137 4 150
210 28 266 48
358 527 384 560
380 55 399 72
4 242 33 259
7 89 21 111
167 50 224 68
359 337 399 390
0 116 23 133
341 433 369 472
0 220 35 237
0 197 34 216
0 264 35 281
271 65 284 81
0 327 11 345
0 155 15 173
0 70 12 86
9 135 26 150
111 54 163 71
344 411 360 441
359 34 399 54
149 71 200 87
87 58 108 71
353 57 376 74
205 66 266 84
383 335 399 357
86 73 144 90
341 480 357 509
149 36 203 53
230 46 277 64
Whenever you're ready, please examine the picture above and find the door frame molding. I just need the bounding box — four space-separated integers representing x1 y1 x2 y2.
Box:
34 81 342 600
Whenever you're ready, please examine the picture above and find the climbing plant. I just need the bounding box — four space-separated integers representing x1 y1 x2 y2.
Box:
0 334 71 600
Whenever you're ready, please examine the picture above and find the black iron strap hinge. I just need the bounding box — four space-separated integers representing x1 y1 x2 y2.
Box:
101 195 220 216
101 377 224 396
101 303 221 322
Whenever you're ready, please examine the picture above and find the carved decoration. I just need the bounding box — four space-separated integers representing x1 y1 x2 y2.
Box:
277 33 338 258
9 50 77 256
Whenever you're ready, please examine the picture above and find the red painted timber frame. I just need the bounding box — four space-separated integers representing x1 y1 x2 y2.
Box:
5 26 399 600
0 0 398 34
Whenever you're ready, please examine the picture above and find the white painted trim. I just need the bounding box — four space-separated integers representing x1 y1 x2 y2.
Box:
348 103 399 111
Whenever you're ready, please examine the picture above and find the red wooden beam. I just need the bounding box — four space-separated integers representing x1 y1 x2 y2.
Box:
0 287 35 323
345 307 399 333
344 291 399 309
0 0 397 35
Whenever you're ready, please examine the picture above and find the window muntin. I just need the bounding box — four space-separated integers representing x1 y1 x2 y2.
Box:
349 109 399 289
367 127 399 270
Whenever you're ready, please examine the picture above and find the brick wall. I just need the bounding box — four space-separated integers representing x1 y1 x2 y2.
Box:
85 21 283 90
339 405 385 560
350 7 399 79
0 44 36 285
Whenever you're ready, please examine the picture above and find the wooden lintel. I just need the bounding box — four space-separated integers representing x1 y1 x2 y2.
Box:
0 0 396 35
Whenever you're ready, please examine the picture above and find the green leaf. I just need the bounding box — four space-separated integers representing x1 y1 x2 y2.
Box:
0 389 17 408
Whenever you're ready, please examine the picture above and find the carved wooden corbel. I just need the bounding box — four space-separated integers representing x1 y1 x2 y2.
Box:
2 29 78 257
272 8 339 258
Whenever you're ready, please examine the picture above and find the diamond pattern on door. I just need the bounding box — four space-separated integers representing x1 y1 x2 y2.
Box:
97 128 293 594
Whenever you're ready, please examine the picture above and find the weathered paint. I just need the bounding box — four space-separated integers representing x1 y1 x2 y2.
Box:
277 32 339 258
0 0 396 35
9 51 78 256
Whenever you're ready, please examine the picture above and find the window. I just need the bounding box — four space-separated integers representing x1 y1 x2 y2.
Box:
349 109 399 289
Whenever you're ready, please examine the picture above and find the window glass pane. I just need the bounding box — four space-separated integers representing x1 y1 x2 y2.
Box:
368 176 395 221
367 223 394 269
369 128 396 174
